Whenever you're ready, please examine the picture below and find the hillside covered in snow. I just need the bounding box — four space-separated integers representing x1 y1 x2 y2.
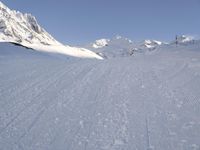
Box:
0 1 102 59
0 1 200 150
1 40 200 150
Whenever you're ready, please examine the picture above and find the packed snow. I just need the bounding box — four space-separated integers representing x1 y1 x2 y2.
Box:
0 41 200 150
0 1 200 150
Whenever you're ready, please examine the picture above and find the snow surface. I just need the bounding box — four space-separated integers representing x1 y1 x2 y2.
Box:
1 1 200 150
0 42 200 150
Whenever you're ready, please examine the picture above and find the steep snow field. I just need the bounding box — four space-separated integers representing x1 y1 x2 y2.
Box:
0 42 200 150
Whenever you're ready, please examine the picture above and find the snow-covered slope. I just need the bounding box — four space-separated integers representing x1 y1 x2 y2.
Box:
1 1 200 149
84 36 163 58
0 1 102 59
0 40 200 150
0 2 60 45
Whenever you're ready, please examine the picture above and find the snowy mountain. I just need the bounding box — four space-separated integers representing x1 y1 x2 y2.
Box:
0 1 102 59
2 1 196 60
177 35 194 43
84 35 200 59
84 36 133 58
0 2 200 150
92 39 110 48
0 2 60 45
139 39 163 49
0 2 200 149
84 36 163 58
171 35 196 45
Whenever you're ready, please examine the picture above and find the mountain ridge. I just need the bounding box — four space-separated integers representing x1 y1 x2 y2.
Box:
83 35 199 58
0 1 199 60
0 1 103 59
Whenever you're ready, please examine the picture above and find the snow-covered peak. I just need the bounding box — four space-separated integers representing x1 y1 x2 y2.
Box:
84 36 166 58
85 36 134 58
92 39 110 48
0 2 60 45
92 36 132 49
0 2 103 59
177 35 194 43
141 40 163 49
0 1 10 12
144 40 162 45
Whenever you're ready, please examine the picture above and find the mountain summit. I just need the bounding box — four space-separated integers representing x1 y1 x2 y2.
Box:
0 1 59 45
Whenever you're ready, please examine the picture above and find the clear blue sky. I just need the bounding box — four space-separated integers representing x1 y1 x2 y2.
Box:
1 0 200 45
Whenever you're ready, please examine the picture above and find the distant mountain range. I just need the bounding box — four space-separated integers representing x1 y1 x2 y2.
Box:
82 35 198 58
0 1 199 59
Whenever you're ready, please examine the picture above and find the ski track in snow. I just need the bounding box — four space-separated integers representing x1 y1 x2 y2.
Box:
0 44 200 150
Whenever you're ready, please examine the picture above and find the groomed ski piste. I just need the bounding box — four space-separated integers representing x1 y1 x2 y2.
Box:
1 41 200 150
1 1 200 150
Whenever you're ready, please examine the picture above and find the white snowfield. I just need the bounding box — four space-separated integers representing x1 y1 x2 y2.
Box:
22 43 103 60
1 1 200 150
0 41 200 150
